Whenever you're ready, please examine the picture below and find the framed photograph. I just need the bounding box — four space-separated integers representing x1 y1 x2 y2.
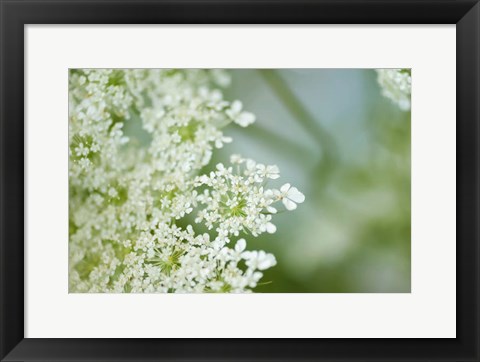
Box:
1 0 478 361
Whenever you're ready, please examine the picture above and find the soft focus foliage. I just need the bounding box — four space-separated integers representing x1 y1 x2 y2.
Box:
222 69 411 293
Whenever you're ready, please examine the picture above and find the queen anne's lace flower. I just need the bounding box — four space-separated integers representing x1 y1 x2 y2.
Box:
265 183 305 211
69 69 305 293
376 69 411 111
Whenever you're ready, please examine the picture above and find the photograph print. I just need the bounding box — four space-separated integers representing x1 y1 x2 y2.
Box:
69 69 411 293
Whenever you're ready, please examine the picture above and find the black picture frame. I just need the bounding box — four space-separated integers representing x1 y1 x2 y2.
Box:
1 1 479 361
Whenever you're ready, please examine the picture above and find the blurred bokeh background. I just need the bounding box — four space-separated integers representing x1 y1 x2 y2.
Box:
210 69 411 293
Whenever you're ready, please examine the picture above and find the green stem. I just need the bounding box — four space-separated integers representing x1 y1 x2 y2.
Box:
259 69 339 187
259 69 338 155
242 123 315 163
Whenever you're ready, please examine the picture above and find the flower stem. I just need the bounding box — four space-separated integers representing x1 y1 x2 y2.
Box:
258 69 339 187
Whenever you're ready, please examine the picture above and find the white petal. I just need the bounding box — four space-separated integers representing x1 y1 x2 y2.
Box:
268 165 280 173
266 206 277 214
287 187 305 203
253 271 263 281
201 150 212 165
264 190 274 198
235 238 246 253
246 159 256 170
241 250 253 261
266 222 277 234
230 154 243 164
280 183 291 193
236 112 256 127
231 100 242 113
258 254 276 270
272 189 282 198
282 198 297 211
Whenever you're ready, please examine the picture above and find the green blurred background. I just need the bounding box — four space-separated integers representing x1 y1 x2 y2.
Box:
209 69 410 293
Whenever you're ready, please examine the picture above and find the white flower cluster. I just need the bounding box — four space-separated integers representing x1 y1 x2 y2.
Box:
69 69 304 293
376 69 411 111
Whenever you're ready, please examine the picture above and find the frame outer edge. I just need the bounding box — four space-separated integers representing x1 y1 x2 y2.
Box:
457 1 480 360
0 1 26 361
0 0 479 361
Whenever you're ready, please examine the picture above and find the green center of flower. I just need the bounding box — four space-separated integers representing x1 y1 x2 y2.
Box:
148 249 183 276
177 120 200 142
